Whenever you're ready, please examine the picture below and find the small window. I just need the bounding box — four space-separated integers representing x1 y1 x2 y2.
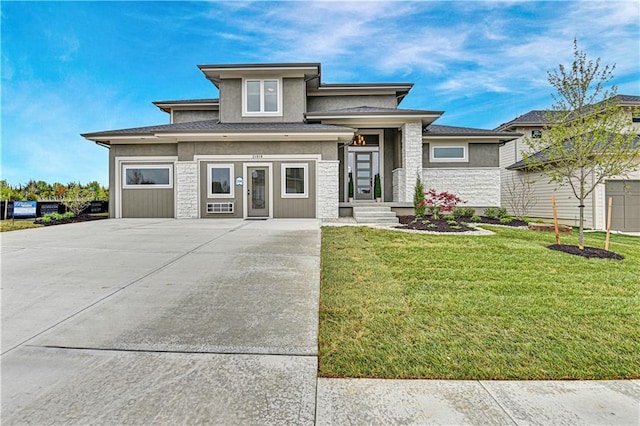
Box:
431 145 467 162
123 165 173 188
281 164 308 198
532 130 542 138
244 79 281 115
632 113 640 123
208 164 235 198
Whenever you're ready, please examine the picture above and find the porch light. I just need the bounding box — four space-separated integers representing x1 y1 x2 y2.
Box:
353 133 366 146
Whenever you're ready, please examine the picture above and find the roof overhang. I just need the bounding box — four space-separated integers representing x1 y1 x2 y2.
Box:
83 130 355 145
307 83 413 103
153 100 219 113
423 134 521 143
198 63 321 87
306 111 442 128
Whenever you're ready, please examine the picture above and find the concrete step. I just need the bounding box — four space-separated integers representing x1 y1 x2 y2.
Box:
352 206 399 224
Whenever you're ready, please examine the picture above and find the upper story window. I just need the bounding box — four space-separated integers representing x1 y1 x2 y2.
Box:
531 129 542 138
244 79 281 116
632 113 640 123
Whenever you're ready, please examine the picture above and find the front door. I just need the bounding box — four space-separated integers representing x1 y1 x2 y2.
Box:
354 152 374 200
247 167 269 217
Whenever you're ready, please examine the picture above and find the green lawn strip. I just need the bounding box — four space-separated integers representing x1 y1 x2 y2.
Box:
319 226 640 380
0 219 43 232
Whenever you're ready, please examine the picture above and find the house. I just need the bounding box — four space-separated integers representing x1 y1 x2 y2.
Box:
82 63 519 220
497 95 640 232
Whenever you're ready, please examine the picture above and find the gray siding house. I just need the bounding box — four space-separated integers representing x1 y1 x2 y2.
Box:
496 95 640 232
83 63 518 219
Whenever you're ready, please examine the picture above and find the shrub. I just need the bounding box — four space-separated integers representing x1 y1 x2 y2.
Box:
413 174 426 218
447 219 458 226
471 215 482 222
453 207 475 218
63 212 74 218
484 207 508 219
443 214 456 221
500 215 514 224
419 189 464 220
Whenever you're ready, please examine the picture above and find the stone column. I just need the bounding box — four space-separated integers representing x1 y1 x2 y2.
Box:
401 121 423 203
317 160 339 219
176 161 198 218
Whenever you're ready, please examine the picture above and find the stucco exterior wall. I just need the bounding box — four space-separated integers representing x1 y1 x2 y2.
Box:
219 77 305 123
307 95 397 112
173 110 219 124
423 168 501 207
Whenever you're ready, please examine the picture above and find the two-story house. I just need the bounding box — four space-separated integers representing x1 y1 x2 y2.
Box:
497 94 640 233
82 62 519 220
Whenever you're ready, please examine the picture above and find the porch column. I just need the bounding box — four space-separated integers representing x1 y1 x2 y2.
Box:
176 161 198 218
400 121 423 203
317 160 339 219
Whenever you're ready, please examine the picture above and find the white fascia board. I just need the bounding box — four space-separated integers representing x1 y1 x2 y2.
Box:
316 116 436 127
158 131 355 141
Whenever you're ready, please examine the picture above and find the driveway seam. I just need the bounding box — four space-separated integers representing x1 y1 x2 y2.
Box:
1 221 250 356
478 381 520 426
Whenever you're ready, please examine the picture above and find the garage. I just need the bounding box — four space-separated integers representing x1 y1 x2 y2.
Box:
605 180 640 232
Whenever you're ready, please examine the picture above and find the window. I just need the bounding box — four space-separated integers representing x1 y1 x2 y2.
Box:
207 202 234 213
244 79 281 115
281 164 308 198
632 113 640 123
532 130 542 138
208 164 234 198
430 144 467 162
123 165 172 188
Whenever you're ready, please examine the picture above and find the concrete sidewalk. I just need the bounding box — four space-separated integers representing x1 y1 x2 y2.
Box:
2 219 639 425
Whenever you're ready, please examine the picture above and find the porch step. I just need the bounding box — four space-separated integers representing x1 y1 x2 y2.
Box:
352 206 399 224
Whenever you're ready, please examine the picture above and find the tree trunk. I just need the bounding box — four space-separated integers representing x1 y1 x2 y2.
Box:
578 201 585 249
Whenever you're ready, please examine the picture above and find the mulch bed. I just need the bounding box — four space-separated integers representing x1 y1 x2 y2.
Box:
34 215 108 226
547 244 624 260
397 215 528 233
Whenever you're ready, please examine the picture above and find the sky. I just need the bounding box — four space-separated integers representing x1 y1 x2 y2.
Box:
2 1 639 187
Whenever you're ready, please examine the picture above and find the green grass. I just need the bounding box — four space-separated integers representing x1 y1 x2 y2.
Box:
319 226 640 380
0 219 43 232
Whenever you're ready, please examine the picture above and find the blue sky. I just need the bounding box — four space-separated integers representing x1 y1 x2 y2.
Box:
2 1 639 187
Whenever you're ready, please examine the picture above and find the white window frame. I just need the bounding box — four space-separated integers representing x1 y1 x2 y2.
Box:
208 164 235 198
242 78 282 117
122 165 173 189
430 143 468 162
281 163 308 198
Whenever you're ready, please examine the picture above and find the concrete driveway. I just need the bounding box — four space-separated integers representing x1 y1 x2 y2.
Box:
2 219 320 424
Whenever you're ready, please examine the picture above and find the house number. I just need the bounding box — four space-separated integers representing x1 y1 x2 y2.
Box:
252 155 263 159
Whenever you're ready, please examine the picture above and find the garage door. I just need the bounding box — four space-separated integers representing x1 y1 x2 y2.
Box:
605 180 640 232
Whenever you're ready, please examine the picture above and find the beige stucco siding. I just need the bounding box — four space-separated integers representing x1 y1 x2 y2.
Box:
173 110 219 123
307 95 397 112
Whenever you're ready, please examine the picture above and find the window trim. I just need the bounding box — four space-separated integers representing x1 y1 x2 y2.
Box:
207 164 235 199
242 78 282 117
430 144 468 163
122 165 173 189
281 163 308 198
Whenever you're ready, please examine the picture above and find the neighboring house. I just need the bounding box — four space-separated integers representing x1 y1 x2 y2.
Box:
82 63 519 220
496 95 640 232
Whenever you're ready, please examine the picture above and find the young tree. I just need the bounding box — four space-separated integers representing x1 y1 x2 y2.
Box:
524 40 639 249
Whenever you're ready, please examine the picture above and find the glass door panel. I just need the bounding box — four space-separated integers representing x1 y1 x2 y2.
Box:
248 167 269 217
355 152 373 200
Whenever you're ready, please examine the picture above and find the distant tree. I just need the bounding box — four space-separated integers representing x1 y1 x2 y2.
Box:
63 184 93 216
504 171 537 220
524 39 639 249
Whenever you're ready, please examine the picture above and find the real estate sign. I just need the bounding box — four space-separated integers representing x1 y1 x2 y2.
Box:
13 201 37 218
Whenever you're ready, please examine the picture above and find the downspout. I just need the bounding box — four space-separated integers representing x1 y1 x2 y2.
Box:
94 141 110 149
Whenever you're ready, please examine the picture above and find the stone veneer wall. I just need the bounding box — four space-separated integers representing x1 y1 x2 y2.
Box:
317 160 339 219
400 122 423 202
423 168 501 207
176 161 198 218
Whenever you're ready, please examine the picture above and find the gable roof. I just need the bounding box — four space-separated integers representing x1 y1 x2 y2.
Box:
506 132 640 170
496 94 640 131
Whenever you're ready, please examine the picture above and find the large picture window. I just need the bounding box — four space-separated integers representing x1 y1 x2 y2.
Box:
430 144 468 162
208 164 235 198
123 165 173 188
244 79 281 115
281 164 308 198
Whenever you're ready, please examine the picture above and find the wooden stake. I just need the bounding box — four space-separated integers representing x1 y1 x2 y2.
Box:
552 194 560 246
605 196 613 251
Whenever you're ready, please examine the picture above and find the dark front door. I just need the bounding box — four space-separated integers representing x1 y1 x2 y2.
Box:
354 152 373 200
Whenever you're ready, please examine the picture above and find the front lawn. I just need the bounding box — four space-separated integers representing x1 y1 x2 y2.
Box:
0 219 43 232
319 226 640 380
